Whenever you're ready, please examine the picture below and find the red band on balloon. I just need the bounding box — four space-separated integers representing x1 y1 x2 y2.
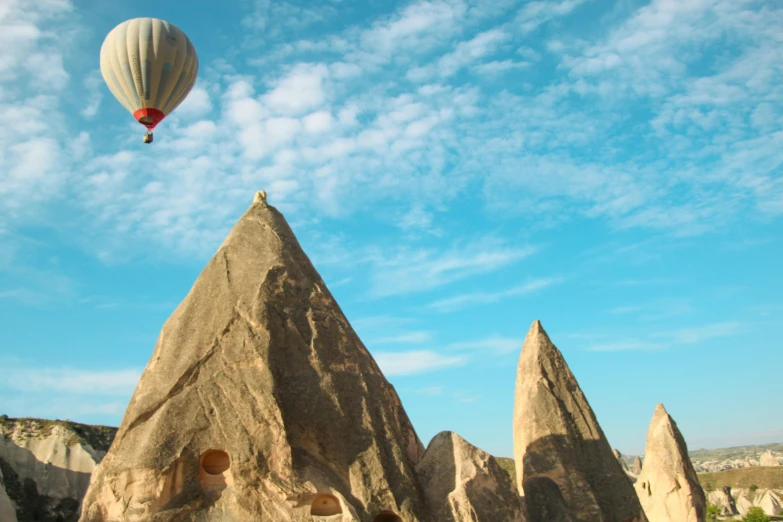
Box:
133 108 166 130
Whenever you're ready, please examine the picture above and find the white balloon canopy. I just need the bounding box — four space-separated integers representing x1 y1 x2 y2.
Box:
100 17 199 142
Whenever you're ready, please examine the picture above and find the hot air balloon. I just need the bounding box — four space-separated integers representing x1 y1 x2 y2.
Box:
100 18 199 144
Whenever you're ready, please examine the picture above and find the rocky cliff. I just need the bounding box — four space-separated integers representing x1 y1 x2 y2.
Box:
0 416 116 522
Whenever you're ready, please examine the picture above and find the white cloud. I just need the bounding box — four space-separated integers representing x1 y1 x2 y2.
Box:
473 59 530 75
1 366 141 396
262 63 329 115
414 385 445 396
242 0 338 36
448 336 521 355
0 0 75 227
515 0 588 33
370 331 432 345
367 240 537 297
1 0 780 265
373 349 467 376
359 0 467 60
427 277 562 313
80 70 103 119
652 321 743 345
303 110 333 133
586 321 743 351
176 85 213 118
409 28 511 81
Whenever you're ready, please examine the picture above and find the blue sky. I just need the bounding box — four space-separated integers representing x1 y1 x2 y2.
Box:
1 0 782 458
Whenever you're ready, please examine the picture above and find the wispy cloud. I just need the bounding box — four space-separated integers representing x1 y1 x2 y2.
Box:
447 336 521 355
373 350 467 376
1 366 141 396
426 277 560 313
367 240 537 298
652 321 743 345
586 321 743 352
370 331 433 345
610 305 641 315
414 385 445 396
515 0 589 33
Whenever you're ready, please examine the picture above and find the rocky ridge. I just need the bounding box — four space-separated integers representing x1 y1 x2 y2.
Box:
0 416 116 522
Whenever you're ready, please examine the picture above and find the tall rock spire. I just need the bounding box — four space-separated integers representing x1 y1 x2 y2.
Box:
80 192 427 521
513 320 647 522
634 403 706 522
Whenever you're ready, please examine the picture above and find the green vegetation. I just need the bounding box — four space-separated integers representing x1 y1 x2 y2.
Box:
495 457 516 484
750 484 758 492
0 415 117 452
698 467 783 492
742 506 770 522
690 443 783 462
706 504 720 521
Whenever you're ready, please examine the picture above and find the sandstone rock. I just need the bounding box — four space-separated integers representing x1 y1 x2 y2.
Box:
80 192 428 522
0 417 114 522
722 487 738 515
735 490 755 515
524 476 576 522
706 487 737 516
760 451 780 467
634 403 705 522
416 431 526 522
758 490 782 516
745 457 754 468
614 450 629 472
513 320 647 522
0 466 18 522
632 457 643 475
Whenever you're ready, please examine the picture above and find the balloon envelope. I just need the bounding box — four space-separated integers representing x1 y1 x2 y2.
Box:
100 18 198 130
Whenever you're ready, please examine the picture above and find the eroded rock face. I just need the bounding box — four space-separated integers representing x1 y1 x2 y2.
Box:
523 476 575 522
0 466 18 522
634 404 705 522
0 417 115 522
416 431 526 522
760 451 780 467
512 320 647 522
614 450 629 472
757 490 782 516
632 457 643 476
79 193 427 522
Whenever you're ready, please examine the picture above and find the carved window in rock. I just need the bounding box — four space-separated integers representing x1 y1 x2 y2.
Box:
372 511 403 522
199 449 231 489
310 494 342 516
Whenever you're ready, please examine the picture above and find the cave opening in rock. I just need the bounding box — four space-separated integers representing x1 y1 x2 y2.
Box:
310 494 342 516
201 450 230 475
373 511 403 522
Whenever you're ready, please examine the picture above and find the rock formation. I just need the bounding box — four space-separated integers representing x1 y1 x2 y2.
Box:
0 416 115 522
513 320 647 522
524 476 575 522
758 490 782 516
416 431 526 522
632 457 643 475
761 451 780 467
707 487 783 517
745 457 754 468
79 192 428 521
706 487 738 516
633 404 706 522
614 450 629 472
0 466 17 522
722 486 738 515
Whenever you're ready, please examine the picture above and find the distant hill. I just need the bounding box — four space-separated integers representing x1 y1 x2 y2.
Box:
690 443 783 462
698 467 783 492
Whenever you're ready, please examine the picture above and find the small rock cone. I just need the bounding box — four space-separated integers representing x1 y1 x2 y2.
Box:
634 403 706 522
513 320 646 522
